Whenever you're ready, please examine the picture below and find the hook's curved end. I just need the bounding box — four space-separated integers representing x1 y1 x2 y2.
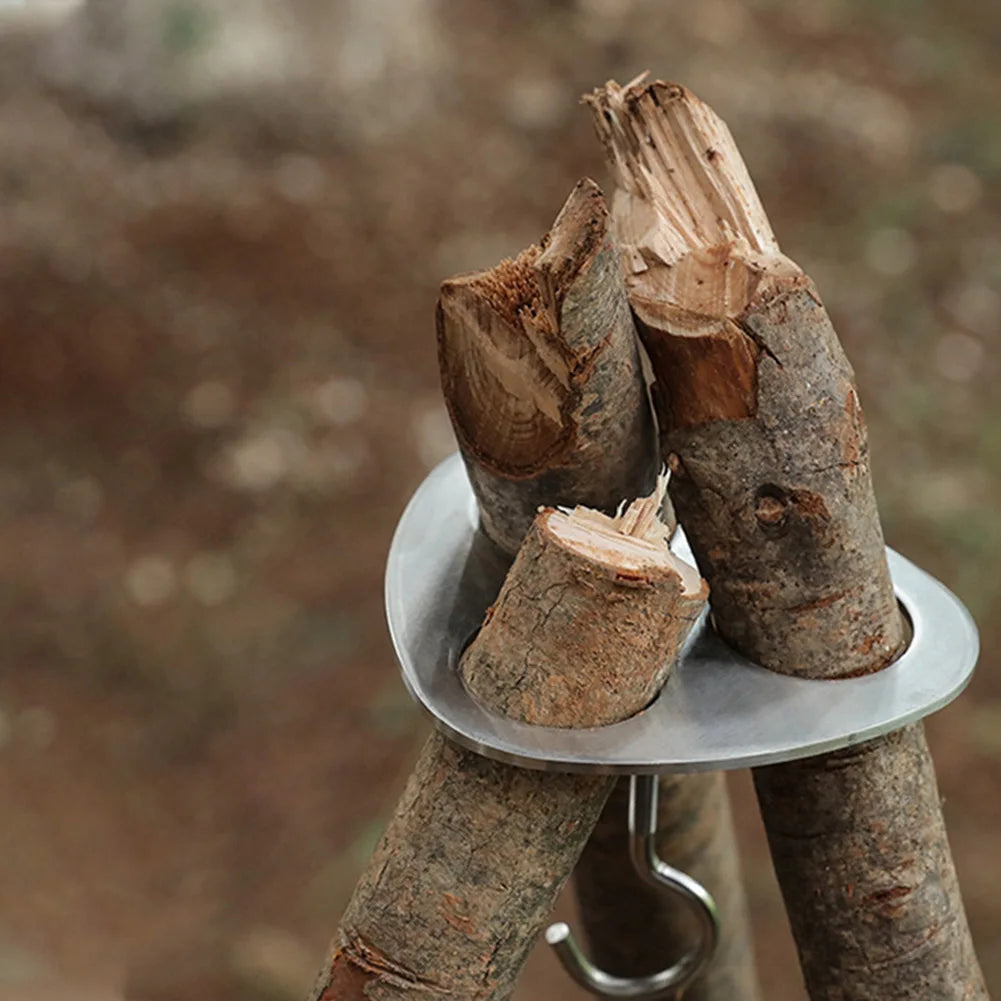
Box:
545 775 719 999
546 921 686 1000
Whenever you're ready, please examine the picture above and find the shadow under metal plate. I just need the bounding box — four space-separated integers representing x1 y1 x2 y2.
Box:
385 453 979 775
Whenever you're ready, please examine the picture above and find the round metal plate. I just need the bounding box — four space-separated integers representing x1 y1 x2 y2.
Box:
385 453 980 774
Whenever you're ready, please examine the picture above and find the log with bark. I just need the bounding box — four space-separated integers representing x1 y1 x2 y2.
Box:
436 177 658 554
437 178 759 1000
586 75 987 1001
307 487 706 1001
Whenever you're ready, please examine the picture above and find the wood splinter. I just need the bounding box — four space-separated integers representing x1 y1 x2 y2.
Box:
307 485 706 1001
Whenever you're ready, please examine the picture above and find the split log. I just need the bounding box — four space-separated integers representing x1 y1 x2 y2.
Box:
307 489 706 1001
438 180 759 1000
587 75 987 1000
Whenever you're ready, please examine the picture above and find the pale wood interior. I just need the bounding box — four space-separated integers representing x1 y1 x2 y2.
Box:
547 477 703 595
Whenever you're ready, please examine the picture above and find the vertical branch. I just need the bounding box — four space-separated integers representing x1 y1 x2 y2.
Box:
438 178 760 1001
587 75 987 1000
575 772 755 1001
308 495 704 1001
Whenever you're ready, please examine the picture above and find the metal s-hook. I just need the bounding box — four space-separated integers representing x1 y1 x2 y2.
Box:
546 774 720 999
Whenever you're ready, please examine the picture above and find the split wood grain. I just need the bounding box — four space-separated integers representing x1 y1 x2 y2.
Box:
308 491 706 1001
436 177 658 555
587 75 987 1001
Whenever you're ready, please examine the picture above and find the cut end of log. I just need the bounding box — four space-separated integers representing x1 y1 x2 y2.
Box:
461 479 707 728
584 77 805 428
469 244 548 332
584 76 780 263
436 179 611 477
549 476 704 596
583 78 802 327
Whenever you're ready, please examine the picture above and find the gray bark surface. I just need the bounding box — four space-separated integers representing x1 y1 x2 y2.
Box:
316 731 612 1001
460 508 705 728
661 281 903 679
755 725 985 1001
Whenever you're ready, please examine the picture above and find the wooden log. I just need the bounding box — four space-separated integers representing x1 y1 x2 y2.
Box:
461 483 705 727
438 180 759 1001
436 177 658 555
754 724 983 1000
307 490 706 1001
586 75 987 1000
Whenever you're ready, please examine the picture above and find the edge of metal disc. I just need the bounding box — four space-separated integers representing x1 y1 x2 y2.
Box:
385 453 980 774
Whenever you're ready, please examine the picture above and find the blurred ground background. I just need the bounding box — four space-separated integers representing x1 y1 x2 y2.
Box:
0 0 998 998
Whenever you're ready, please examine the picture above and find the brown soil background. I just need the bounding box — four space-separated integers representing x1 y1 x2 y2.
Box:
0 2 999 998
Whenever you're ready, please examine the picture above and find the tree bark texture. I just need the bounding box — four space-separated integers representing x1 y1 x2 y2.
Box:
575 772 758 1001
437 178 758 1001
754 725 985 1001
587 76 987 1001
309 494 705 1001
461 502 705 728
314 732 613 1001
657 282 903 680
